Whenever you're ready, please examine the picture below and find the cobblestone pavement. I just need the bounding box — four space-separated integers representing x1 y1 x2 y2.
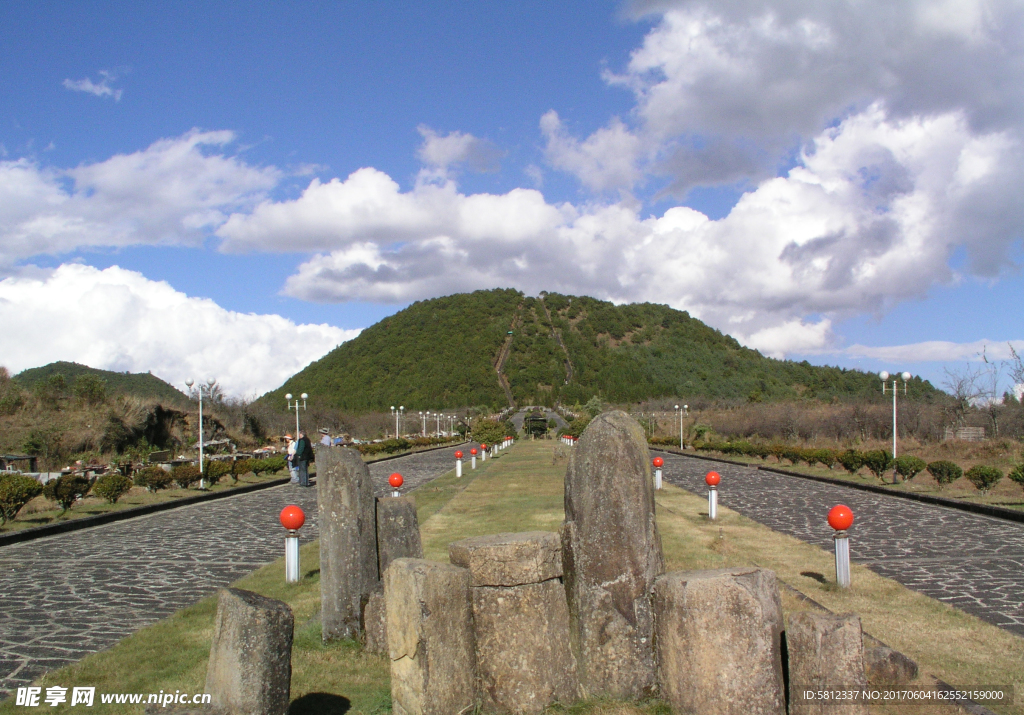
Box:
0 444 472 696
659 452 1024 638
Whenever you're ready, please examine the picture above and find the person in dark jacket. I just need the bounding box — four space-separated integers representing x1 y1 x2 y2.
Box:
293 430 314 487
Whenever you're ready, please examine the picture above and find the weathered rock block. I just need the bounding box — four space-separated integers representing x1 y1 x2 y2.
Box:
317 446 379 641
385 558 476 715
472 580 580 713
377 495 423 577
787 611 869 715
561 410 663 699
449 531 561 586
450 532 579 713
653 567 785 715
363 587 387 655
205 588 294 715
865 645 918 687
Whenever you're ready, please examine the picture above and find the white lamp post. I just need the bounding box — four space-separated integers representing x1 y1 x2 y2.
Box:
420 411 425 437
674 404 687 449
186 377 216 488
435 412 441 436
879 371 911 464
286 392 307 437
391 405 404 437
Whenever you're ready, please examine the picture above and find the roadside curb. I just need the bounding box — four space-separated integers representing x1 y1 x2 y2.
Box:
651 447 1024 526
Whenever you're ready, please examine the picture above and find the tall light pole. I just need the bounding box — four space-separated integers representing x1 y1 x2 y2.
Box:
879 371 911 461
390 405 404 437
435 412 441 436
186 377 216 486
286 392 307 437
674 404 689 449
420 411 425 437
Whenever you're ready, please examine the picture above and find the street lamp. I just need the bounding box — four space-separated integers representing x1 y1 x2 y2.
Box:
435 412 441 436
879 371 911 466
390 405 404 437
186 377 216 487
674 404 689 449
286 392 308 438
420 411 425 437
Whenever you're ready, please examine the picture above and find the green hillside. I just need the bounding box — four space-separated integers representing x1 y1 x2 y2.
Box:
13 361 188 406
265 289 940 411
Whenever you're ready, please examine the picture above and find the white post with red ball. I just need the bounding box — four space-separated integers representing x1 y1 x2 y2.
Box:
389 472 403 498
470 448 478 469
455 451 463 478
706 471 720 520
652 456 664 490
480 444 487 462
280 505 305 583
829 505 854 588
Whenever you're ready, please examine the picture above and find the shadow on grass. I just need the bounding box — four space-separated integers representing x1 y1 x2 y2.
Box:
288 693 351 714
800 571 827 584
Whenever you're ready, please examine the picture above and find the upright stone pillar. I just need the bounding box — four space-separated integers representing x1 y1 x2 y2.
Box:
653 567 785 715
317 446 378 641
450 532 580 713
385 558 476 715
560 410 663 700
377 495 423 577
787 612 870 715
205 588 294 715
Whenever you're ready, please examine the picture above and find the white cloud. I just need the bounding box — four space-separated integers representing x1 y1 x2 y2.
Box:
540 111 644 193
63 70 123 101
217 101 1020 354
0 130 280 268
837 339 1024 363
416 126 502 173
0 264 357 397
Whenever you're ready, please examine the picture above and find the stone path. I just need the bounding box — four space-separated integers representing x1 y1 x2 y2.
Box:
0 444 471 696
658 452 1024 638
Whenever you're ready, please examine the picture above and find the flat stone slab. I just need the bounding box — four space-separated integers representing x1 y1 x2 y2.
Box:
449 531 561 586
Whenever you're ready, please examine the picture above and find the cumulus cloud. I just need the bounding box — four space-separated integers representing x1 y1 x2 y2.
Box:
837 339 1024 364
0 264 357 397
540 111 644 193
63 70 123 101
416 126 502 173
0 129 279 268
216 100 1020 355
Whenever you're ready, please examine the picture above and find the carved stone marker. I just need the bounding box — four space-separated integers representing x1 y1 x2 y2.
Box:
317 446 378 641
653 567 785 715
787 611 869 715
376 495 423 577
385 558 476 715
561 410 663 700
205 588 294 715
363 588 387 655
451 532 579 713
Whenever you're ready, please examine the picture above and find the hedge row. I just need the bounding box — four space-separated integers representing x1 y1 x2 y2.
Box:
676 440 1022 491
356 436 460 457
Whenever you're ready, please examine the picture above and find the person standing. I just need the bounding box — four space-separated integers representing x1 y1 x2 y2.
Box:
294 430 314 487
319 427 332 446
285 434 298 484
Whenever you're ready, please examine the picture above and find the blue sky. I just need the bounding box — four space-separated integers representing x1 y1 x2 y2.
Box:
1 1 1022 398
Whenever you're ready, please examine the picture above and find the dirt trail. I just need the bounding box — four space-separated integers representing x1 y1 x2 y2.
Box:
492 302 522 408
539 295 574 385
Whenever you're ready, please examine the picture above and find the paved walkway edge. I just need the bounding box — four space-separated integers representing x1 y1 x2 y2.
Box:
0 440 469 549
0 476 292 548
651 448 1024 525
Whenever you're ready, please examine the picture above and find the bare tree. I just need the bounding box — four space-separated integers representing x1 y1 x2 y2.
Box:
942 363 988 428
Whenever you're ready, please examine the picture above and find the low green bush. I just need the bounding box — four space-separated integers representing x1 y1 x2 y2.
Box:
894 455 927 481
205 460 232 485
231 459 255 480
1008 464 1024 491
837 449 863 474
93 473 133 504
964 465 1002 495
43 474 93 514
811 448 838 469
134 466 173 492
861 449 893 479
0 474 43 524
927 460 963 486
171 464 201 489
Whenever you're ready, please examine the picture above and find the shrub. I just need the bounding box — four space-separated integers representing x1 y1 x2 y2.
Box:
205 460 232 486
837 449 863 474
927 460 963 486
171 464 202 489
893 455 927 481
93 473 133 504
780 446 804 465
134 466 173 492
231 459 255 481
43 474 92 514
861 449 893 479
964 465 1002 495
813 448 838 469
767 443 786 462
1008 464 1024 491
251 455 287 476
0 474 43 524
